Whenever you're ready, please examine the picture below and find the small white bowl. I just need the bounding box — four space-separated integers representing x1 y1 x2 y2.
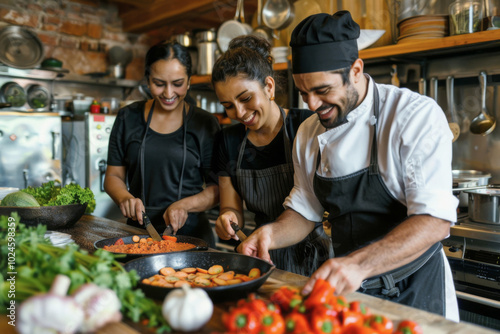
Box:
358 29 386 50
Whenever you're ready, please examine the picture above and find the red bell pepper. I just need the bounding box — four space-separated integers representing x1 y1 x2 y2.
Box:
365 315 393 334
222 306 260 334
331 296 349 313
259 310 286 334
394 320 423 334
271 286 304 313
238 293 269 314
348 301 370 318
284 311 312 334
309 304 341 334
304 279 336 310
341 324 379 334
338 310 364 328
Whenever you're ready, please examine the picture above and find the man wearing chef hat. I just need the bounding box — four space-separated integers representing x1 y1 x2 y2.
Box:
238 11 459 320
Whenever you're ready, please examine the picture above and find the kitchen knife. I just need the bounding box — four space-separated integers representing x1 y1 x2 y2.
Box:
163 224 174 236
142 212 162 241
230 222 247 241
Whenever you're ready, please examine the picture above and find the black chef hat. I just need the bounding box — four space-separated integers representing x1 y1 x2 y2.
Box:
290 11 360 74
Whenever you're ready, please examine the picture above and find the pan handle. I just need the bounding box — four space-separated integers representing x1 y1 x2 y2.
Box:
0 102 12 108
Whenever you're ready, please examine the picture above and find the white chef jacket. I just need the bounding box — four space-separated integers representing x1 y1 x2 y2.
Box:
284 75 459 224
284 75 460 322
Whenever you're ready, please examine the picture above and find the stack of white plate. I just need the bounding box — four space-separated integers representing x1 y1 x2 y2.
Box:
272 46 289 64
0 187 19 201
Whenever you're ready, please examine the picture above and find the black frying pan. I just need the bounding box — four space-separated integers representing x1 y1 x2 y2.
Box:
0 203 87 229
123 251 275 302
94 234 209 261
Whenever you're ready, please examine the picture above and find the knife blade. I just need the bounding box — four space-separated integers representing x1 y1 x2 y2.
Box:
230 222 247 241
142 212 162 241
163 224 174 236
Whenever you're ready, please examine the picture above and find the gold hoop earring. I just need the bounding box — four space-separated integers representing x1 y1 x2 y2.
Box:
270 96 275 101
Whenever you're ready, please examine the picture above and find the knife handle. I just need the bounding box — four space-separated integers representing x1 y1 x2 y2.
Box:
230 222 247 241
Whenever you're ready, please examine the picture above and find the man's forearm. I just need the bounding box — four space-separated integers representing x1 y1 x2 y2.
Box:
348 214 451 278
269 208 317 249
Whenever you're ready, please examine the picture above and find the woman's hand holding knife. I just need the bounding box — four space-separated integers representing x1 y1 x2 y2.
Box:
119 197 146 224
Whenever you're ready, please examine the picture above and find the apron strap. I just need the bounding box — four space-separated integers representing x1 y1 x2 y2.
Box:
369 82 380 175
360 242 442 296
139 101 188 207
140 101 156 205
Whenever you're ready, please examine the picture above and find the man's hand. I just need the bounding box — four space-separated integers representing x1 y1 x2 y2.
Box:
237 224 273 263
301 257 368 296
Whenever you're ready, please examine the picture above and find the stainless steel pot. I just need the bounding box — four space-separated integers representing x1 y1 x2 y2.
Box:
452 170 491 208
465 186 500 224
197 41 220 75
173 32 194 47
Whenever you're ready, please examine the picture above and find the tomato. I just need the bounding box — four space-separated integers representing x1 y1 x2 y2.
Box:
114 238 124 245
394 320 423 334
284 311 312 334
222 306 260 334
365 315 393 334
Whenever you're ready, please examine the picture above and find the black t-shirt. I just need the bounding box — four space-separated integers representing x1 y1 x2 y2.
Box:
212 108 314 197
107 101 220 209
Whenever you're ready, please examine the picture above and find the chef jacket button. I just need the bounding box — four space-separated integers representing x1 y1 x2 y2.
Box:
321 139 327 145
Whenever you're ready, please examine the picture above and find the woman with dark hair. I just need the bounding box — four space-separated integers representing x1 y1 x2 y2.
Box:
105 41 220 247
211 35 333 275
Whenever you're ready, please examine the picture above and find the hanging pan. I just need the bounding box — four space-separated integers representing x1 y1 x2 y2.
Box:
0 25 44 69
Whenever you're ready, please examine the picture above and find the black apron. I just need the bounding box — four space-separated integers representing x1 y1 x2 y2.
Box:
127 101 215 247
312 83 446 316
237 107 333 276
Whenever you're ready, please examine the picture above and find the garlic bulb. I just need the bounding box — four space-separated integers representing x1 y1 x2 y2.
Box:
162 284 214 332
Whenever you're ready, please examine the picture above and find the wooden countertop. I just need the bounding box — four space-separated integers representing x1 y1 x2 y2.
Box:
2 214 498 334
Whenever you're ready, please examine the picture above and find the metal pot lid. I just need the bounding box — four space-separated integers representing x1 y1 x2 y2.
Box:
452 170 492 179
0 25 44 69
464 186 500 196
0 82 26 107
26 84 50 109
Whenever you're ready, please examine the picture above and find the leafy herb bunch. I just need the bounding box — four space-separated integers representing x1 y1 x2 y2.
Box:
22 180 96 214
0 214 170 333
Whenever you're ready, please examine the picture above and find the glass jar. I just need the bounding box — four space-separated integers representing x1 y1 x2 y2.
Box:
449 0 483 35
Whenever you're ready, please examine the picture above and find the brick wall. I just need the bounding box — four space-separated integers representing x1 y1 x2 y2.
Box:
0 0 170 81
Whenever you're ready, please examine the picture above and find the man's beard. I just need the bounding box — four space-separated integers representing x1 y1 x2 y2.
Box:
317 83 359 129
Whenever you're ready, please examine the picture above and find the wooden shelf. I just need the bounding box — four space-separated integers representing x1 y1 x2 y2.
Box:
190 30 500 84
360 29 500 62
